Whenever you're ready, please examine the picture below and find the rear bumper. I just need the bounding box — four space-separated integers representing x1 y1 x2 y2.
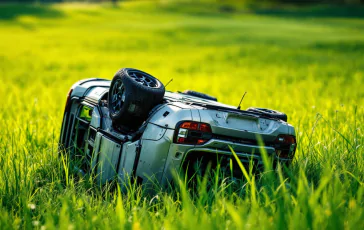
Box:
160 139 291 185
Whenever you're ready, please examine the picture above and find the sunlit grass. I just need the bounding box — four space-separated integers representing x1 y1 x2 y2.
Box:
0 2 363 229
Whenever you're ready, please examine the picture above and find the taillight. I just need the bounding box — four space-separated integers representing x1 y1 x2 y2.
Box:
64 88 73 111
274 134 296 158
180 121 199 130
175 121 212 145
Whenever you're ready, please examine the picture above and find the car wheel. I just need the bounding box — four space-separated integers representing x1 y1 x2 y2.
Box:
108 68 165 129
247 107 288 122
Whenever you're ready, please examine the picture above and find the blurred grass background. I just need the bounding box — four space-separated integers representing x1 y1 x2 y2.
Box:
0 0 363 229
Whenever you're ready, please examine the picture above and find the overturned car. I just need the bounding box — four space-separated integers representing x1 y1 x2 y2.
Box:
59 68 296 187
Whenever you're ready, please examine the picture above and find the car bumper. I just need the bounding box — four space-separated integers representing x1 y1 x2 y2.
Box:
160 139 291 186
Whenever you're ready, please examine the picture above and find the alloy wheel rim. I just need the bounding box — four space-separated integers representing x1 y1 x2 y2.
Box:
128 70 159 88
111 79 125 113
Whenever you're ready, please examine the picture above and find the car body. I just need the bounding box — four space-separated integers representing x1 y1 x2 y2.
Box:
59 78 296 188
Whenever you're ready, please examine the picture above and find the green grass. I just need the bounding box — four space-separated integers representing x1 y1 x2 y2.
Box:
0 1 363 229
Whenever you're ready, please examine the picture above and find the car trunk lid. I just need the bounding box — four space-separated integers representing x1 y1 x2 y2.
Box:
199 109 286 144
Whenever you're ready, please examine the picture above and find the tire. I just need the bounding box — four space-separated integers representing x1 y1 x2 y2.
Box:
182 90 218 102
108 68 165 129
247 107 288 122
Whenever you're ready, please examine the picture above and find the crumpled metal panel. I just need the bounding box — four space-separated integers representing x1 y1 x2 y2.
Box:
96 135 122 184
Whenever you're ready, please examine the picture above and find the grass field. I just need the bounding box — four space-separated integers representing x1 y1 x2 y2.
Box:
0 1 363 229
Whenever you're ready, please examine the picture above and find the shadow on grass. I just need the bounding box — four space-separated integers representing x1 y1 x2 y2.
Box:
156 2 364 19
309 41 364 52
250 4 364 19
154 1 239 18
0 4 64 20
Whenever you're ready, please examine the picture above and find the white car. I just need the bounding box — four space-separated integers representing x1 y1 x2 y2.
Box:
59 68 296 187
